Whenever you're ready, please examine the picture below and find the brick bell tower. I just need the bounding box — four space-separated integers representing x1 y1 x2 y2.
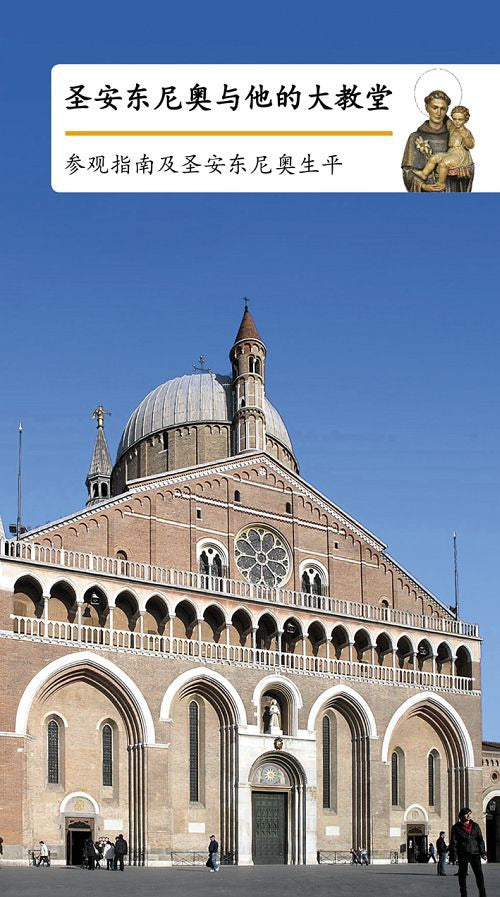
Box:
230 302 267 455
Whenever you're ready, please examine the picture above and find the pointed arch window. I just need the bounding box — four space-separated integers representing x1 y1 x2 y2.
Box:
47 720 59 784
189 701 199 802
391 751 399 806
199 550 222 578
428 752 435 806
102 724 113 786
322 716 331 808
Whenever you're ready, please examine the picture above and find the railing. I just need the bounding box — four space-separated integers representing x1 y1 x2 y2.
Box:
8 614 478 694
318 850 399 864
170 851 235 865
1 539 479 638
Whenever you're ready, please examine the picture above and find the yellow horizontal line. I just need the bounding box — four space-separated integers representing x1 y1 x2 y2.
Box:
65 129 393 137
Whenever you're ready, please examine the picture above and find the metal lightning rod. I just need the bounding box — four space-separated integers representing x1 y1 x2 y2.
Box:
16 421 23 540
453 530 460 620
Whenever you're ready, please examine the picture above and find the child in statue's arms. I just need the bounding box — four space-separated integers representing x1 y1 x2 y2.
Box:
414 106 474 185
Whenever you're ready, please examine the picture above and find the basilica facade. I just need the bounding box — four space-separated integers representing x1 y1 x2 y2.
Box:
0 307 492 865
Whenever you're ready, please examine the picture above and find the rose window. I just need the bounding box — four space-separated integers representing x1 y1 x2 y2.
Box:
235 527 290 587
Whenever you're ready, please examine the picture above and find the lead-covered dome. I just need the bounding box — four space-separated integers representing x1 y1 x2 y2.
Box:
116 372 294 461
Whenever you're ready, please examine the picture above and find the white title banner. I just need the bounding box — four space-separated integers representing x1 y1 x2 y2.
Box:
52 64 499 192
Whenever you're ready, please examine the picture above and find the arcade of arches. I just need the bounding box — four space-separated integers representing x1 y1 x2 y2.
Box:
1 650 486 865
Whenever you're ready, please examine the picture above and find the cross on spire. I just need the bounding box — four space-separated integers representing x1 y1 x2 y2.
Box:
193 355 211 373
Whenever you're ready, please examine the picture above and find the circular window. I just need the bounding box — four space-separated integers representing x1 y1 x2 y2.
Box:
492 771 498 782
235 527 290 587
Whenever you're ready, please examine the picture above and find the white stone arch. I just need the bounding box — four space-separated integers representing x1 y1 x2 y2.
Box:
330 620 356 643
159 667 247 727
353 625 376 649
173 594 202 619
42 710 68 728
404 802 429 822
307 684 378 737
141 591 173 617
373 629 395 649
299 558 328 593
95 714 119 731
381 693 475 767
47 575 79 600
112 584 141 612
252 675 303 735
81 582 112 608
299 558 328 580
15 652 156 745
256 608 280 630
60 791 100 814
231 606 259 630
395 632 418 654
483 790 500 813
195 537 229 566
12 570 48 596
202 599 229 626
436 639 455 660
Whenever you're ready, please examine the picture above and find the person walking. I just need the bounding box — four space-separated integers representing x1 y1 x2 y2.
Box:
103 839 115 870
83 838 96 870
450 807 487 897
37 841 50 866
350 847 360 864
94 840 103 869
437 831 448 876
359 846 369 865
429 843 437 863
113 834 128 871
208 834 219 872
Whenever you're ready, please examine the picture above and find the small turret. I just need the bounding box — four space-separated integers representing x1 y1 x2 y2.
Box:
230 303 267 455
86 405 112 506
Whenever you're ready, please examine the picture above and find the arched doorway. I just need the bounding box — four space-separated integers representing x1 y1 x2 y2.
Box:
404 806 429 863
17 653 155 866
250 752 307 865
66 819 93 865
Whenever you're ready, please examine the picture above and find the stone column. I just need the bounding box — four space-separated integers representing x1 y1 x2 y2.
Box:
197 618 203 658
108 605 114 647
76 599 83 643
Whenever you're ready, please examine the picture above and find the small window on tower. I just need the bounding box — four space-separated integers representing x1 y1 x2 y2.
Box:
285 502 292 514
101 483 108 497
196 508 202 520
234 490 241 503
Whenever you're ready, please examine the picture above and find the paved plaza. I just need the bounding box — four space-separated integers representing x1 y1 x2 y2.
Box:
1 863 499 897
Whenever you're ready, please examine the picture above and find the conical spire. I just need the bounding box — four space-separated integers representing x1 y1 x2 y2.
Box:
86 406 112 506
87 427 112 480
234 302 263 344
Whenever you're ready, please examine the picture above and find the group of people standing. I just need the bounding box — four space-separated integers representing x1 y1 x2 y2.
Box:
82 834 128 871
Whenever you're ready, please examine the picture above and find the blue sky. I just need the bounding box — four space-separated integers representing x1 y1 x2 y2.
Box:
0 3 499 738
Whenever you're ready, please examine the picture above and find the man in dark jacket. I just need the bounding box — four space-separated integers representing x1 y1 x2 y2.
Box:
450 808 487 897
436 831 448 875
113 834 128 871
208 835 219 872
